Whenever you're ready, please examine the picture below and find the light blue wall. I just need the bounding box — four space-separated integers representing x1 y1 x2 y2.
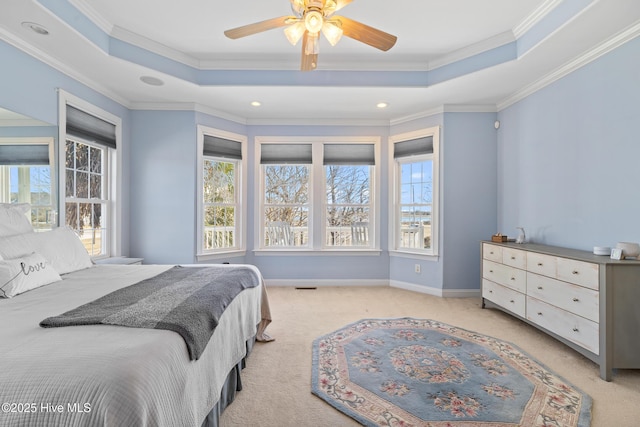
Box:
129 110 199 264
6 32 638 289
387 112 498 292
497 36 640 251
441 113 497 290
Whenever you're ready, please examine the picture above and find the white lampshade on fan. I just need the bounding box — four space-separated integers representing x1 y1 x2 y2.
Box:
284 21 306 45
322 20 343 46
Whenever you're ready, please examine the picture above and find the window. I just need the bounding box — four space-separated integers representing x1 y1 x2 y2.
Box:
197 127 246 258
64 137 108 256
0 138 56 230
324 144 374 247
60 93 120 259
390 127 439 255
257 137 379 251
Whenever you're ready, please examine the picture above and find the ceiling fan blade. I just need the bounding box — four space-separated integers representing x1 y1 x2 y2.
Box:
335 16 397 51
301 33 318 71
224 16 295 39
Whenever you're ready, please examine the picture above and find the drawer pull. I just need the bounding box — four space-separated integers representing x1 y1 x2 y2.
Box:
489 270 494 273
509 300 515 303
573 327 579 332
490 251 494 255
510 277 515 281
572 298 579 302
537 262 543 266
511 256 516 260
572 270 579 275
537 312 543 316
537 286 543 290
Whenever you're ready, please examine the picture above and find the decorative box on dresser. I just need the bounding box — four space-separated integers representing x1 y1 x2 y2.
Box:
481 241 640 381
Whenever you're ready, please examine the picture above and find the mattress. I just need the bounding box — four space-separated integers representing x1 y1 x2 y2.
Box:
0 263 269 427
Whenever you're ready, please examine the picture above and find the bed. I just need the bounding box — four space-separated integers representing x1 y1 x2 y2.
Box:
0 205 271 427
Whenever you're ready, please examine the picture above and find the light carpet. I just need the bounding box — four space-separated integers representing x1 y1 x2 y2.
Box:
219 286 640 427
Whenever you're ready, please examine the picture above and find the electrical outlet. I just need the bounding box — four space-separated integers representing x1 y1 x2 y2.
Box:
414 264 421 273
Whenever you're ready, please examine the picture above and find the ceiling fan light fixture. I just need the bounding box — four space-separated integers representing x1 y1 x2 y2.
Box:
321 21 343 46
304 10 324 34
284 21 306 45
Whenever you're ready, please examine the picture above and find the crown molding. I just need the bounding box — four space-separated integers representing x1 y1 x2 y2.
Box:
110 25 201 69
498 20 640 111
0 26 130 108
389 104 497 126
69 0 113 34
513 0 564 38
129 101 248 125
427 31 516 70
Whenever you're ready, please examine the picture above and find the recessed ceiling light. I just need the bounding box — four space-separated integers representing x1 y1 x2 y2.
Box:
376 102 388 109
251 101 261 107
22 22 49 36
140 76 164 86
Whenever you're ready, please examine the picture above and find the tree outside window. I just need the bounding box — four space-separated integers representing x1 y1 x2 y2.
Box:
65 138 107 256
203 158 238 249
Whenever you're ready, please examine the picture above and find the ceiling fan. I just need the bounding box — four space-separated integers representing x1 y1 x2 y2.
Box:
224 0 397 71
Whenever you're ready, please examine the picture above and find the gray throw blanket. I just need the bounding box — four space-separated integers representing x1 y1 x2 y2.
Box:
40 265 261 360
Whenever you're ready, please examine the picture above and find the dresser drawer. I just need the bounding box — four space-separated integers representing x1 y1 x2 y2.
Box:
526 273 599 322
483 279 526 318
527 252 557 278
557 258 599 290
482 260 526 293
482 243 502 262
503 247 527 269
527 296 599 354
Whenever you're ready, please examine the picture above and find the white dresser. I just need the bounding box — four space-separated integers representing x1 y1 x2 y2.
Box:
481 241 640 381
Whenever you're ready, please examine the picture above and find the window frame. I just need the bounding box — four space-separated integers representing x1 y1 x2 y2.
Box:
255 136 381 255
63 136 110 256
58 90 121 260
389 126 440 258
196 126 247 260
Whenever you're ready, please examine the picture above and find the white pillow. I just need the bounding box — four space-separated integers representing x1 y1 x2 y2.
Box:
0 227 93 275
0 252 62 298
0 203 34 237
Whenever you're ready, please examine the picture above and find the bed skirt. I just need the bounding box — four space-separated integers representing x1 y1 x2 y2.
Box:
201 336 256 427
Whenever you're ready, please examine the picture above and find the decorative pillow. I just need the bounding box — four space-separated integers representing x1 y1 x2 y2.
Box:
0 203 34 237
0 227 93 275
0 252 62 298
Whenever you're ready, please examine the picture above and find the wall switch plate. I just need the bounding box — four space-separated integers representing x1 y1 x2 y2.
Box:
414 264 421 273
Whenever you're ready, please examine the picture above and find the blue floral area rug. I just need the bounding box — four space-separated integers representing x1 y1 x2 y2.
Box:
312 318 592 427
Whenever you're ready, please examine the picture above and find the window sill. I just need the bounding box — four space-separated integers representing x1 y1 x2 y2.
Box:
196 250 246 262
389 250 439 262
254 248 382 256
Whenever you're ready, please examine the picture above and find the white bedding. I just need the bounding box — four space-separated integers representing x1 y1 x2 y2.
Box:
0 264 268 427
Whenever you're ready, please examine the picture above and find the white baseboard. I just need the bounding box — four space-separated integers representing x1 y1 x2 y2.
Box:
263 278 480 297
390 280 481 298
264 278 389 288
